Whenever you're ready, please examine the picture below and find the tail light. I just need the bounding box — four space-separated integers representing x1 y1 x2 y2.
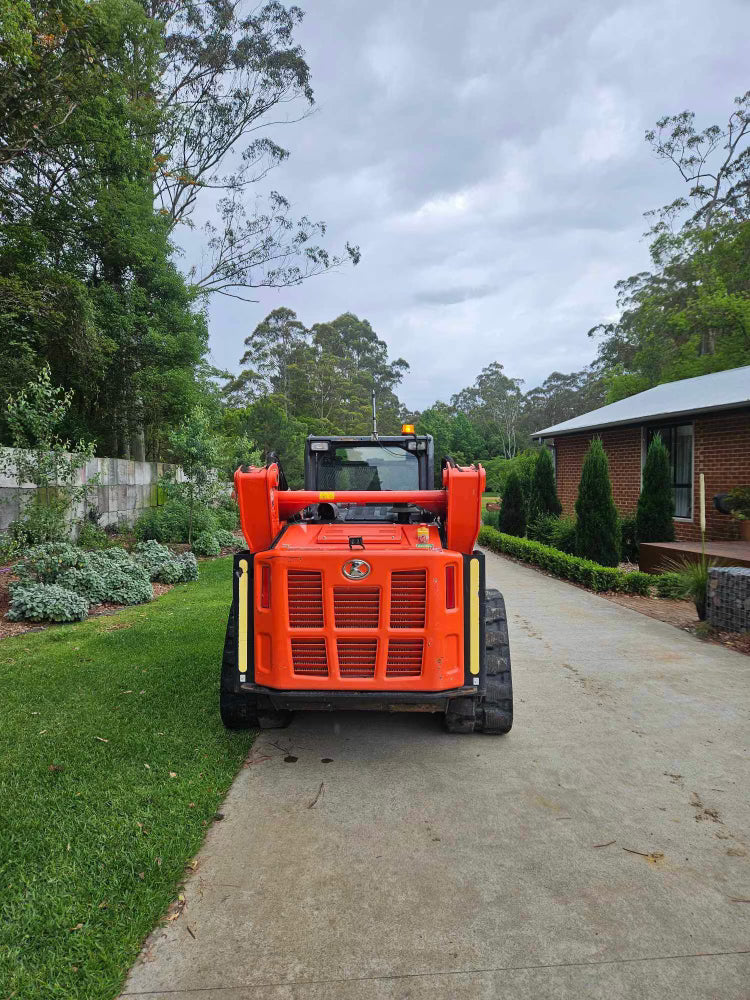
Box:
445 564 456 609
260 564 271 609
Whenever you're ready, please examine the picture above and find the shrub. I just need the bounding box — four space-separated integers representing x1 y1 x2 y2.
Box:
575 438 620 567
527 513 556 545
482 509 501 529
549 515 576 554
619 572 653 596
77 521 110 549
498 471 526 537
214 496 240 532
663 555 717 619
14 543 87 584
135 499 219 544
479 526 653 595
727 486 750 520
619 514 639 563
133 540 176 580
133 540 199 584
56 565 108 604
192 532 220 557
0 532 21 565
86 549 153 605
528 448 562 521
637 435 675 543
654 572 687 599
175 552 199 582
527 514 577 554
8 497 70 546
8 583 89 623
214 528 236 549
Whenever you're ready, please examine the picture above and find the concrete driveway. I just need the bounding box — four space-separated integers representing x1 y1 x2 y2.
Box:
122 549 750 999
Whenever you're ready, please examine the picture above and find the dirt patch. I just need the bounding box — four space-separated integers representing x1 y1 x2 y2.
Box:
601 591 698 627
690 625 750 656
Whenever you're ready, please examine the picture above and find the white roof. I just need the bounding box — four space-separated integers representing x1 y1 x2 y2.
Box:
534 365 750 438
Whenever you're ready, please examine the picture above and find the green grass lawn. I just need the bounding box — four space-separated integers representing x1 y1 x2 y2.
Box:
0 556 254 1000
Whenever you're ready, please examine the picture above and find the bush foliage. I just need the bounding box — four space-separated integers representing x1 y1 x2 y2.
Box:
5 541 203 623
480 526 653 595
654 572 687 599
498 471 526 537
213 528 236 549
133 540 200 584
637 435 675 543
8 584 89 623
575 438 620 567
528 448 562 520
192 532 221 557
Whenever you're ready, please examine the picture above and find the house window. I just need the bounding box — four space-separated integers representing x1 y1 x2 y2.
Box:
645 424 693 519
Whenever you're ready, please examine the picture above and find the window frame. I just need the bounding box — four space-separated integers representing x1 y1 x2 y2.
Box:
642 422 694 522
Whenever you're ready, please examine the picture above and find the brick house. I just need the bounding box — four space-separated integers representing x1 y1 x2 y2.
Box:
533 366 750 543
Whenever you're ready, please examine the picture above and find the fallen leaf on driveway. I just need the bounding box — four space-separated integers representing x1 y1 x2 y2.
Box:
623 847 664 863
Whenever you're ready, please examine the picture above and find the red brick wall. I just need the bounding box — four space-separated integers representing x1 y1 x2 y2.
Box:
554 426 642 518
552 407 750 542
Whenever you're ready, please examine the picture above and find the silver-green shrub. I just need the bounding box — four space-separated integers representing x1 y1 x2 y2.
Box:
8 584 89 623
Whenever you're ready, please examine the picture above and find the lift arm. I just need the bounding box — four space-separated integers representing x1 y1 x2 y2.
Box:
234 462 486 555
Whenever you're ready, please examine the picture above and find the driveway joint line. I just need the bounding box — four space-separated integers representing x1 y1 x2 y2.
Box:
121 946 750 995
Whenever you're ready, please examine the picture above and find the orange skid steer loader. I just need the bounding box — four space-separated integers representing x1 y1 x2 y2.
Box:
220 430 513 734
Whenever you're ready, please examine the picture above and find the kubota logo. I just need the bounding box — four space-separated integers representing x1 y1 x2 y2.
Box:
342 558 371 581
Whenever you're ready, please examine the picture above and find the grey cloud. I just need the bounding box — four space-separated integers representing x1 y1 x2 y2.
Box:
412 284 497 306
178 0 750 409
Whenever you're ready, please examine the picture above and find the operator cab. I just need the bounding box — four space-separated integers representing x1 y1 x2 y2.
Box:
303 432 434 524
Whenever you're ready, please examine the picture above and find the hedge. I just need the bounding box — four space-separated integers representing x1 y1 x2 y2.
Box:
479 526 653 595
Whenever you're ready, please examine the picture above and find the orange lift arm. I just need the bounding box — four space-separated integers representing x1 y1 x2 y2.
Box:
234 461 486 555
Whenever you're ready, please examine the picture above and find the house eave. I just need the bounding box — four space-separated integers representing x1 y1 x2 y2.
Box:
533 400 750 440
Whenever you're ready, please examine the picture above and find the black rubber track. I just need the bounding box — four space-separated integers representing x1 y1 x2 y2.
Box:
219 606 292 730
444 587 514 734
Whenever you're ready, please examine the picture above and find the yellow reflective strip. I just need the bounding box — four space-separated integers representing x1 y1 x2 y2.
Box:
319 491 335 500
469 558 480 675
238 559 248 674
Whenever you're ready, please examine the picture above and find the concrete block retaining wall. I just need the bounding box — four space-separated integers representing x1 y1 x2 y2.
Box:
0 448 184 531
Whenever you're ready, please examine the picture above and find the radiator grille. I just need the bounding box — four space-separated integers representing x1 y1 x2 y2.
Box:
288 570 324 628
337 639 377 678
389 570 427 628
333 587 380 628
386 640 424 677
291 639 328 676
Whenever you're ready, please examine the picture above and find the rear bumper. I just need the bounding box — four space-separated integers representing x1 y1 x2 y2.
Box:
239 682 478 713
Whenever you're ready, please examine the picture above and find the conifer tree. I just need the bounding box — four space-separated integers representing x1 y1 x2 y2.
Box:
636 435 675 543
498 471 526 537
529 447 562 520
574 438 620 566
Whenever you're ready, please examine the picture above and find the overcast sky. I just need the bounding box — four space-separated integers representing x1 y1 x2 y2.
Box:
179 0 749 411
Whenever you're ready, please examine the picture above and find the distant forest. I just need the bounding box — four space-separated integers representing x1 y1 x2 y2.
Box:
1 4 747 486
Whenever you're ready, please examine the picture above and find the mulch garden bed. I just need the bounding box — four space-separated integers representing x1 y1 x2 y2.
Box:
0 538 241 640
